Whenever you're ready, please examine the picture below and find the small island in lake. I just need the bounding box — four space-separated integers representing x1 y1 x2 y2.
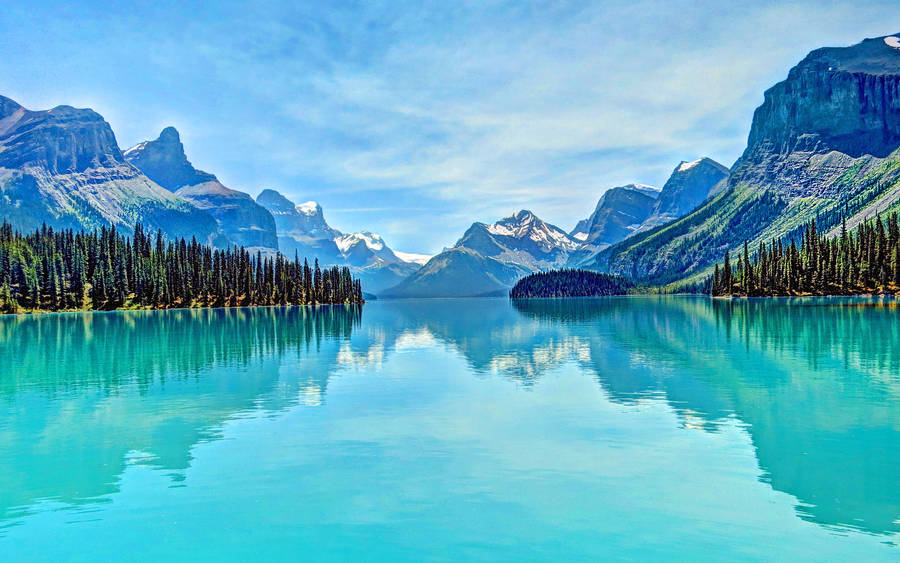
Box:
509 269 633 298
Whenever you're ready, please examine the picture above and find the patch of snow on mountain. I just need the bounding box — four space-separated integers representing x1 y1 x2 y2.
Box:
572 232 588 241
486 223 514 236
885 36 900 49
335 231 385 253
393 251 433 265
484 211 579 251
356 231 384 251
529 224 580 250
677 159 703 172
122 142 147 158
297 201 320 216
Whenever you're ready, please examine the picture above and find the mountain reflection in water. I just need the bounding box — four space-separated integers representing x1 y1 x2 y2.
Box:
0 297 897 541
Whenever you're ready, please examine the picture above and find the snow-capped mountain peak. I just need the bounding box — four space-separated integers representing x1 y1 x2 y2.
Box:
485 210 579 251
677 159 702 172
336 231 386 253
297 201 321 216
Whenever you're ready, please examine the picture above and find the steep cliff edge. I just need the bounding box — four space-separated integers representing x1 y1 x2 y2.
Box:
595 34 900 285
0 95 221 242
125 128 278 250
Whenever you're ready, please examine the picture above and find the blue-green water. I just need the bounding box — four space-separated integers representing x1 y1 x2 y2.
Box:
0 296 898 560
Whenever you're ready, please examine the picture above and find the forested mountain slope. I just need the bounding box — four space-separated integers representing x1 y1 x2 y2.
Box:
593 34 900 285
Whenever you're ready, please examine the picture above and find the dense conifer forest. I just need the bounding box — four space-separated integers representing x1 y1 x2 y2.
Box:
510 269 633 298
0 222 364 313
711 215 900 296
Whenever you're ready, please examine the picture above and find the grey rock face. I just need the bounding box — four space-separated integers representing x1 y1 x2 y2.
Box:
571 184 660 249
257 189 340 243
123 127 216 191
0 95 221 242
0 99 122 174
730 34 900 196
126 128 277 250
640 158 729 230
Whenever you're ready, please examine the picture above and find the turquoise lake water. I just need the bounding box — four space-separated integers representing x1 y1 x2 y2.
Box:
0 296 898 560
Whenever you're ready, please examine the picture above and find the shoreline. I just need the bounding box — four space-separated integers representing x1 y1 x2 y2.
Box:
0 301 365 318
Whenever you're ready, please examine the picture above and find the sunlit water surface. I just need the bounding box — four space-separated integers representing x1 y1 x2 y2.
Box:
0 296 898 560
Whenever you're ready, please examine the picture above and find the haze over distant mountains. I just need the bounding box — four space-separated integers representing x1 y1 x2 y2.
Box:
255 188 420 293
1 33 899 297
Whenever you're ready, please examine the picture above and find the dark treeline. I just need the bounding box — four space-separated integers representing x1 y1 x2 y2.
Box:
510 269 633 298
711 215 900 296
0 222 364 313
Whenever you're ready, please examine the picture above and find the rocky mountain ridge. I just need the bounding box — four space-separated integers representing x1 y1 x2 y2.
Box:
383 210 579 298
125 128 278 250
0 95 221 243
595 33 900 285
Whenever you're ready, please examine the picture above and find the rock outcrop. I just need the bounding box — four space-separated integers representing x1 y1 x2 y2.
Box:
570 184 660 250
125 128 278 250
642 158 729 229
0 95 221 242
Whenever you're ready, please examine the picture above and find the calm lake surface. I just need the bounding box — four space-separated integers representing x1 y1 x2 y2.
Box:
0 296 898 560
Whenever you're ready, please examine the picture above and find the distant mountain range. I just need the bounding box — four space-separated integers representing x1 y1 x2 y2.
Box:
2 32 899 297
0 92 735 298
384 161 727 297
0 97 423 294
254 189 420 293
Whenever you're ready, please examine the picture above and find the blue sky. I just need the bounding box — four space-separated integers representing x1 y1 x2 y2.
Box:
1 1 898 253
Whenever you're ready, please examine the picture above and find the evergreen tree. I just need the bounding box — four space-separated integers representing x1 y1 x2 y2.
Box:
0 222 365 313
711 214 900 297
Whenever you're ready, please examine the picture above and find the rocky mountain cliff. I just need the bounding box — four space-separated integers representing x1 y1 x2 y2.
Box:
123 127 216 190
0 95 221 242
570 184 660 248
125 128 278 250
257 190 340 242
383 210 578 298
641 158 729 229
595 34 900 285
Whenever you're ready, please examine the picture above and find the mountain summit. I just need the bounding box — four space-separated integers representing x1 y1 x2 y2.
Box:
123 126 217 190
126 128 278 250
384 210 578 298
570 184 660 250
644 158 729 228
0 95 220 241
